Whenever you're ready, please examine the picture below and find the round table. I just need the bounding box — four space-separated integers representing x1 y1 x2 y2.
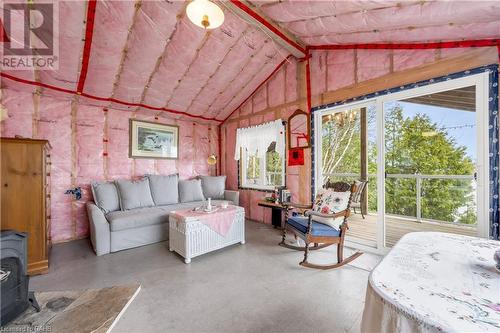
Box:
361 232 500 333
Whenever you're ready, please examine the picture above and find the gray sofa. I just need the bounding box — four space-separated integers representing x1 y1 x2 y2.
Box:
87 174 239 256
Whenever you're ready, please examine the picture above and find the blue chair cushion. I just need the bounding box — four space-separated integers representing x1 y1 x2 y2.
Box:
286 216 341 237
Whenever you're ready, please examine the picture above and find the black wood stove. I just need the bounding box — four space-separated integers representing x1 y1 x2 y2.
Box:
1 231 39 326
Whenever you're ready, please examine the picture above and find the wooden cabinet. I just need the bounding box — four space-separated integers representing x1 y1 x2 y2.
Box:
1 138 51 275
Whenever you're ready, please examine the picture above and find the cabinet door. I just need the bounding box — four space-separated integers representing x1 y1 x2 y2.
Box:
1 142 45 273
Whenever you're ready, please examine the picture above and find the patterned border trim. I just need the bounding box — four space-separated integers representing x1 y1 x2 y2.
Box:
310 64 499 240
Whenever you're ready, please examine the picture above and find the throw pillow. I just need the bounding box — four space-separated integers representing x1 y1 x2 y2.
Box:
91 182 121 213
178 179 205 203
146 174 179 205
199 175 226 199
311 189 351 229
115 178 155 210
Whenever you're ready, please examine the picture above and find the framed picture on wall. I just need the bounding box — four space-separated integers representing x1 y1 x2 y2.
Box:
129 119 179 159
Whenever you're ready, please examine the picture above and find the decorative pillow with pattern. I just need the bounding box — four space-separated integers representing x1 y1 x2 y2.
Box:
311 189 351 229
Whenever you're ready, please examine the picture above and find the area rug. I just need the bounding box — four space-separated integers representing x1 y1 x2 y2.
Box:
4 284 141 333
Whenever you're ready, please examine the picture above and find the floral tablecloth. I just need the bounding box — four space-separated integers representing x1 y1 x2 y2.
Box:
361 232 500 333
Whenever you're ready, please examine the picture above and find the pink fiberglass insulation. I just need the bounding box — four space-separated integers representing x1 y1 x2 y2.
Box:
250 114 264 126
36 97 73 241
263 111 276 123
304 21 500 45
177 120 195 179
393 50 437 72
285 61 298 103
37 1 86 91
249 191 264 222
187 28 270 117
75 105 104 181
83 1 136 98
166 12 248 111
239 101 252 117
107 108 132 179
214 46 286 120
74 104 105 238
258 0 500 44
267 67 285 108
112 1 184 103
252 85 267 113
193 124 210 176
357 50 391 82
202 35 271 117
224 122 238 190
238 189 250 219
0 89 34 138
326 50 355 91
310 51 328 96
142 17 206 108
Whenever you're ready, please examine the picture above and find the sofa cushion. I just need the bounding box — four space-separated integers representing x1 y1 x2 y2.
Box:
115 178 155 210
200 176 226 199
106 207 168 232
91 182 120 213
178 179 205 203
147 174 179 205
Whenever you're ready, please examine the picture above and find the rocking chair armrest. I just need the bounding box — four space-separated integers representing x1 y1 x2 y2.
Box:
282 202 313 209
305 209 350 219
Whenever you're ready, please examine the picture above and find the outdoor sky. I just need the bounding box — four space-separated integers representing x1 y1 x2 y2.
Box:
399 101 477 161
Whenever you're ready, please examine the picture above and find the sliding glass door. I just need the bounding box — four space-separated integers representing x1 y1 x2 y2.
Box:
315 71 490 252
319 103 378 248
382 85 480 247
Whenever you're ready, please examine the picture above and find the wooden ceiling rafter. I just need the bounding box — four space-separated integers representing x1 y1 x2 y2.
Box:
224 0 306 57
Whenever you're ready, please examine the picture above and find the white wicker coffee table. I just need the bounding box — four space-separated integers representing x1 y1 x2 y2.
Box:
168 205 245 263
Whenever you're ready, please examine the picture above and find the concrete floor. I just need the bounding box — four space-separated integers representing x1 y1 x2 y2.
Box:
31 221 381 333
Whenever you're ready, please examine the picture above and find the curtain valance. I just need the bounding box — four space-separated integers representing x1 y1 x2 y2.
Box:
234 119 284 160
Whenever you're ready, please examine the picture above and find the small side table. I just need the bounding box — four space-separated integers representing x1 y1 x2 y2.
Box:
257 200 285 229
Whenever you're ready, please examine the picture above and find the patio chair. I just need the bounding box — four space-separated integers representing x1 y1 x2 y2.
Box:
279 181 362 269
351 180 368 219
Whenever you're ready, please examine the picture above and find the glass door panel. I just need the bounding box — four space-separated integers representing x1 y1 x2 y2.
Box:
383 86 478 247
320 104 377 247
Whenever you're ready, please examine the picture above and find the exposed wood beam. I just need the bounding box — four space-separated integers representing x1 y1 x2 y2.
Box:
223 0 306 58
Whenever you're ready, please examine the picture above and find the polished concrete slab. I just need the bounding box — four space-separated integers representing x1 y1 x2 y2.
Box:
31 221 381 333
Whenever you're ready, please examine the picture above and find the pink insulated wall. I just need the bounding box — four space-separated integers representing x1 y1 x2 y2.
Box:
0 89 218 243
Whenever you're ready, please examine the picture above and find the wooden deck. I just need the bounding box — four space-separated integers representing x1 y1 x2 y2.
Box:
346 213 477 247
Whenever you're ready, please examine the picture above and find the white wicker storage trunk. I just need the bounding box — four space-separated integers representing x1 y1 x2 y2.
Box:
168 206 245 263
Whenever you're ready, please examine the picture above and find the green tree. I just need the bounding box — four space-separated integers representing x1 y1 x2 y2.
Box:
321 104 476 224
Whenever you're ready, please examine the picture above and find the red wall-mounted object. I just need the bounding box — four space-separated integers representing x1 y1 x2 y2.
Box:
288 148 304 166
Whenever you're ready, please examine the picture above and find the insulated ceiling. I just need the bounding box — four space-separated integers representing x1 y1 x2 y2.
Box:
1 0 290 122
248 0 500 45
2 0 500 123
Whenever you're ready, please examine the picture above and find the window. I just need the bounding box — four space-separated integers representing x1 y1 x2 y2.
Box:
235 120 285 190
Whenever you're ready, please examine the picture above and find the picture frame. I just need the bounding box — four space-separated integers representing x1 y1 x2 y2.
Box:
129 119 179 159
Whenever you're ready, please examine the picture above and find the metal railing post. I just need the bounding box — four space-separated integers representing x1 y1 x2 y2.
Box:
416 174 422 222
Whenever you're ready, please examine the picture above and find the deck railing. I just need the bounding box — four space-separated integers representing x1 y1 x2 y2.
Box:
323 172 476 225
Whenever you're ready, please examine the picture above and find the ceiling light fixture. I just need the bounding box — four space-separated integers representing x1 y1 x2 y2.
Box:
186 0 224 30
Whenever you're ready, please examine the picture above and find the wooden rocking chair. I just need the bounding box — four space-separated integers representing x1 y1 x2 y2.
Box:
279 181 363 270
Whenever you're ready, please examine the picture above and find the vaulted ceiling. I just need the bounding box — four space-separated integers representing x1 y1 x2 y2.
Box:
1 1 499 123
249 0 500 45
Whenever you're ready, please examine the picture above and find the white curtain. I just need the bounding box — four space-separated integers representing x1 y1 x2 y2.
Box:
234 119 284 160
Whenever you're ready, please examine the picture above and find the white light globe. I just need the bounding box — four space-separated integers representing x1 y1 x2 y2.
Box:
186 0 225 30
